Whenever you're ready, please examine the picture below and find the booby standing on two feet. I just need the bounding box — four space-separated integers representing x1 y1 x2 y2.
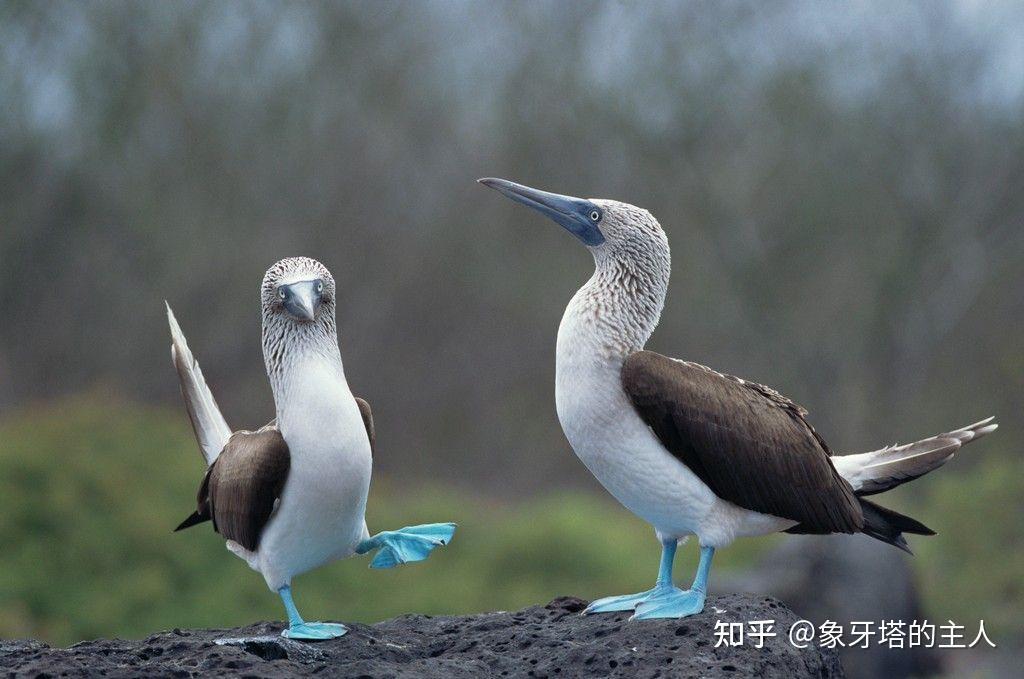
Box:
479 178 997 619
168 256 456 640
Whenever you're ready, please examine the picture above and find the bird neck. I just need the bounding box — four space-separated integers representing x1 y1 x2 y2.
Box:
557 249 669 368
263 316 347 408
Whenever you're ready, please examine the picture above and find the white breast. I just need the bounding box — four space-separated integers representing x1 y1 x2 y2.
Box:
555 304 794 547
254 355 372 590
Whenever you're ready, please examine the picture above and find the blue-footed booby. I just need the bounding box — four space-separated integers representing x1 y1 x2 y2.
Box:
168 256 455 640
479 178 997 620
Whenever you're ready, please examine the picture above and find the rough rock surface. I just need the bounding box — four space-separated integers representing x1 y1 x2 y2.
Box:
1 595 842 678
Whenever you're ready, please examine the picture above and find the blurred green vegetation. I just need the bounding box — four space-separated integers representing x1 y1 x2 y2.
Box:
911 456 1024 639
2 397 1019 647
0 396 773 646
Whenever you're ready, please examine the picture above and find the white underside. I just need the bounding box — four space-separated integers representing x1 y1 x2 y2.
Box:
231 355 372 591
555 316 796 549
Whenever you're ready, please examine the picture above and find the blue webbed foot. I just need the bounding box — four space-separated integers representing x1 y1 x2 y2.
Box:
586 541 714 620
583 585 681 614
281 621 348 640
276 585 347 642
356 522 457 568
631 588 706 619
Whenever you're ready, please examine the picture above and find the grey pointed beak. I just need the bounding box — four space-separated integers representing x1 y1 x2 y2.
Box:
280 280 322 321
478 177 606 246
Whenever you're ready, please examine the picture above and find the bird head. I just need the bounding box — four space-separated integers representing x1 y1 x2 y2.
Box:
477 178 669 268
261 256 336 324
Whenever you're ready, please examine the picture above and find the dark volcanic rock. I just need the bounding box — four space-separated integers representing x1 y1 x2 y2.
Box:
0 595 842 678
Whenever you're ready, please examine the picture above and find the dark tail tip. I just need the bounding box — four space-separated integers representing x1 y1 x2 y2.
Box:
174 511 208 532
859 498 935 554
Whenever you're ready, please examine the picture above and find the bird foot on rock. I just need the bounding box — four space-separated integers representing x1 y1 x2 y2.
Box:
631 588 706 619
583 584 681 615
281 621 348 640
583 584 706 619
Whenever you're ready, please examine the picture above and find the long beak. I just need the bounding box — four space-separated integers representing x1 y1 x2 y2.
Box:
281 280 322 321
478 177 605 246
478 177 583 219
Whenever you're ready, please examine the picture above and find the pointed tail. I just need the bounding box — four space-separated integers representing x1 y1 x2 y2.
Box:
174 510 210 532
858 497 935 554
832 417 997 496
833 417 997 553
166 302 233 465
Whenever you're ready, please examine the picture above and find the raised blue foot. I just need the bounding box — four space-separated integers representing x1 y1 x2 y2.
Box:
356 522 456 569
585 541 715 620
277 585 347 641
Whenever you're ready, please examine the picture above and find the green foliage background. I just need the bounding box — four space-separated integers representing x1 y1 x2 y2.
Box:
0 397 753 645
0 397 1018 648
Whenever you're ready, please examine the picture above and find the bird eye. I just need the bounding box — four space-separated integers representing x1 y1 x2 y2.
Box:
278 288 287 300
590 210 601 222
316 281 324 293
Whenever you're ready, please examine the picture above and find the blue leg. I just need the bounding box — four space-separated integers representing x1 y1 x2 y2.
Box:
583 538 682 614
632 545 714 619
355 522 456 569
278 585 348 640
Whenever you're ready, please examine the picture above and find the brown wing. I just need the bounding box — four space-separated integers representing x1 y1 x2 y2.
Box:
175 423 290 551
621 351 862 534
355 396 375 455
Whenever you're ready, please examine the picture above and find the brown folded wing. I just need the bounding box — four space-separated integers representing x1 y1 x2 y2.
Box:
621 351 862 534
176 423 290 551
355 396 375 455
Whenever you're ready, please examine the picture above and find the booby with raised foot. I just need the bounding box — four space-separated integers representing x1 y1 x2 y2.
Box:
479 177 997 620
168 256 455 640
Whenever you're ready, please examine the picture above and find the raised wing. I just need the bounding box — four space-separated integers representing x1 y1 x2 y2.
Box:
175 423 290 551
621 351 862 534
355 396 375 454
166 302 233 465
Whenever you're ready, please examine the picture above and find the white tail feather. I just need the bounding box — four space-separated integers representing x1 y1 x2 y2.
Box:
225 540 260 571
833 417 997 496
166 302 233 465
